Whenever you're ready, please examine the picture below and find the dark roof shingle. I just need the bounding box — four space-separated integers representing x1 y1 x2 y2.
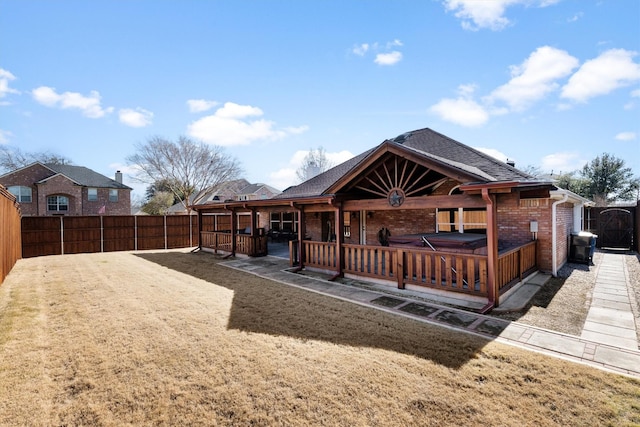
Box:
277 128 540 199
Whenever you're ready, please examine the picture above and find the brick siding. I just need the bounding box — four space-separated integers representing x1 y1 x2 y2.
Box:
0 164 131 216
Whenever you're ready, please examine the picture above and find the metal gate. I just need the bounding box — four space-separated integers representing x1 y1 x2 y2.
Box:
598 208 633 249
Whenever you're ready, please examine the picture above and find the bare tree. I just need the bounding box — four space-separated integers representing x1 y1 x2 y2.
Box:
127 136 242 213
0 146 72 173
296 147 332 182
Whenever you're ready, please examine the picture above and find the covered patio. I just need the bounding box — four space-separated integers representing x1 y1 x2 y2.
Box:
193 128 593 312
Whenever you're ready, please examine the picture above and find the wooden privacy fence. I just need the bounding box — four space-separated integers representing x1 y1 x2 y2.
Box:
22 215 200 258
1 186 22 285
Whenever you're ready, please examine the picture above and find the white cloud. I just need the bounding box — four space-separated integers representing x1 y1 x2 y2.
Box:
474 147 509 162
352 43 369 56
443 0 560 31
0 68 20 99
267 149 355 190
430 85 490 127
352 40 403 65
561 49 640 102
374 51 403 66
214 102 263 119
632 89 640 98
119 108 153 128
488 46 579 111
567 12 583 23
31 86 114 118
187 102 308 146
541 151 586 173
187 99 219 113
615 132 637 141
0 129 13 144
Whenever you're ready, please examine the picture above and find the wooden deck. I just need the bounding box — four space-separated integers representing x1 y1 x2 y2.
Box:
200 231 268 257
200 229 537 300
290 240 537 299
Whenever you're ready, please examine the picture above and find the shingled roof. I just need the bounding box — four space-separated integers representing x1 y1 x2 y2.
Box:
275 127 540 199
41 164 132 190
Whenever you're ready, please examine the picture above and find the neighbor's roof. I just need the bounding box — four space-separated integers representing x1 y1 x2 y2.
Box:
275 127 543 199
40 163 132 190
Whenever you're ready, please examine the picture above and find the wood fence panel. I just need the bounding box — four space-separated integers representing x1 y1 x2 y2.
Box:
1 187 22 285
103 216 135 252
166 216 194 248
63 216 101 254
136 216 166 250
21 216 62 258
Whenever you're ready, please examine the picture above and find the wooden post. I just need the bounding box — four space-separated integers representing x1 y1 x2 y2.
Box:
297 207 306 268
482 188 499 307
334 204 344 278
229 208 237 256
197 209 203 250
396 248 404 289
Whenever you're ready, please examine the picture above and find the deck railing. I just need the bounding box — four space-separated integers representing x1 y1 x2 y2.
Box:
302 241 338 270
496 240 537 292
200 231 267 257
344 244 398 281
291 240 537 299
401 248 488 296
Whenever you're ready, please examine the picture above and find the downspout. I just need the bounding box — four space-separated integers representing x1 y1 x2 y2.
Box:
551 192 569 277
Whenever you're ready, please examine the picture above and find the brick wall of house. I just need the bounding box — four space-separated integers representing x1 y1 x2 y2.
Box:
0 163 53 216
0 163 131 216
81 187 131 216
556 203 574 270
37 174 83 215
364 209 436 246
497 193 551 271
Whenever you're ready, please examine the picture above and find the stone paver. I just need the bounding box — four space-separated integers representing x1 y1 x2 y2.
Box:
222 253 640 378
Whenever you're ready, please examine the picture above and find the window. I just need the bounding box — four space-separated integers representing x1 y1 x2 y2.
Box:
343 211 351 237
8 186 32 203
437 208 486 233
47 195 69 212
109 189 118 202
88 188 98 201
270 212 281 231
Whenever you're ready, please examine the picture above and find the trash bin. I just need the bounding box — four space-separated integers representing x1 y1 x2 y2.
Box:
569 232 597 264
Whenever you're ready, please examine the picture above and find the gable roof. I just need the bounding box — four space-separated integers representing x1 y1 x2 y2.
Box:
40 163 132 190
276 127 545 199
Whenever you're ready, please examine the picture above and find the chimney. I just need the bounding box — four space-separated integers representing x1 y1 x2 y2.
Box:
115 170 123 184
506 159 515 167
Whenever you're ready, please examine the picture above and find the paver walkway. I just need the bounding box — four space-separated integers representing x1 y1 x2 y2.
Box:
221 255 640 378
581 252 638 350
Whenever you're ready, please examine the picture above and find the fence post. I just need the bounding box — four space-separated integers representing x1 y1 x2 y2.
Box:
100 215 104 253
60 216 64 255
164 215 168 250
134 215 138 251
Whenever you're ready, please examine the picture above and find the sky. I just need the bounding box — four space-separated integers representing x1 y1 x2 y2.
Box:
1 0 639 200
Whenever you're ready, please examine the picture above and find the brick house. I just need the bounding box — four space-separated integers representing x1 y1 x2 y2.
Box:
0 162 132 216
194 128 593 310
167 179 281 215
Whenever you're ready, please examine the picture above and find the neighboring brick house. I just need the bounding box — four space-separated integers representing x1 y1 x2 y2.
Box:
0 162 132 216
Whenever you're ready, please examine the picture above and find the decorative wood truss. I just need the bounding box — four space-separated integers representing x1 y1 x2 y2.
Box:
340 152 450 203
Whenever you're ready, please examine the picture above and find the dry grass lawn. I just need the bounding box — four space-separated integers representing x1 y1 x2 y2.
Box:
1 249 639 426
